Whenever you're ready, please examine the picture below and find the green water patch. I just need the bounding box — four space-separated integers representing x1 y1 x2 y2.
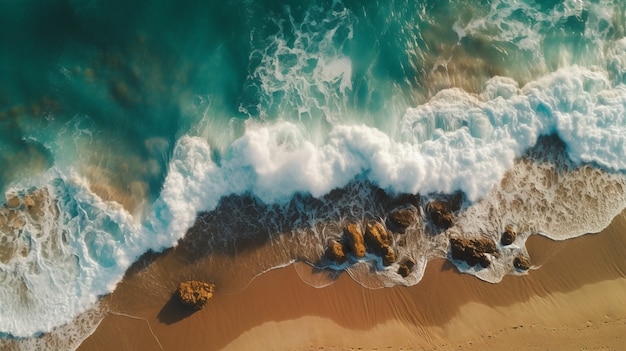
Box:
0 131 53 194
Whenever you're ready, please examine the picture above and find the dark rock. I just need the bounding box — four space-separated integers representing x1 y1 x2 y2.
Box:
381 245 397 267
426 200 454 229
176 280 215 310
325 240 347 264
449 237 498 268
389 193 421 209
374 191 420 212
397 258 416 277
344 223 366 258
387 205 418 232
501 225 516 246
448 192 465 212
513 255 532 271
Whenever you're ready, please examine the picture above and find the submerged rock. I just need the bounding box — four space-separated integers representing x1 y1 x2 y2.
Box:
426 201 454 229
23 195 35 209
325 240 348 264
5 194 21 209
344 223 366 258
397 258 416 277
449 237 498 268
501 225 516 246
386 205 418 232
176 280 215 310
513 255 532 271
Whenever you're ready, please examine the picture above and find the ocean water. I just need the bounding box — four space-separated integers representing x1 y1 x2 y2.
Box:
1 0 626 347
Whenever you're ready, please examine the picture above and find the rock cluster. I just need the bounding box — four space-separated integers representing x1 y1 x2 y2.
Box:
324 200 422 273
324 191 464 277
449 237 498 268
1 189 52 263
324 221 399 267
176 280 215 310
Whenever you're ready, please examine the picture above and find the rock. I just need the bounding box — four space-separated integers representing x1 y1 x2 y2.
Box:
325 240 347 264
501 225 516 246
344 223 366 258
384 192 421 210
381 245 397 266
387 205 418 232
23 196 35 209
5 194 21 209
426 200 454 229
513 255 532 271
176 280 215 310
9 216 25 229
110 81 139 107
363 221 395 266
364 221 391 254
397 258 416 277
449 237 498 268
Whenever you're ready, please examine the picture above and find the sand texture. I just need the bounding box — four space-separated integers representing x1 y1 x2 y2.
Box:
78 212 626 351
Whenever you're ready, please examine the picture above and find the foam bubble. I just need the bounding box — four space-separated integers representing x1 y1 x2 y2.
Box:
607 38 626 83
526 67 626 170
458 0 619 71
243 4 355 122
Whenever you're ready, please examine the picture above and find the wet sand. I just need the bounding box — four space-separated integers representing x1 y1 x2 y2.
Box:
78 211 626 351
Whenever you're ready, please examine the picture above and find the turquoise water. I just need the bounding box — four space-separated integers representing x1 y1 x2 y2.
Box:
1 0 626 344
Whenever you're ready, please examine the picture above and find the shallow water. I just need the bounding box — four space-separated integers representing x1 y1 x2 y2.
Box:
1 0 626 346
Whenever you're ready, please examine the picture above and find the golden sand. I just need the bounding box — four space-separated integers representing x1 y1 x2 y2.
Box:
78 212 626 351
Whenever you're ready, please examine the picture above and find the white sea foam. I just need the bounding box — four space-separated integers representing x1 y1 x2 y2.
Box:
3 60 626 340
4 1 626 349
0 136 225 338
4 0 626 340
459 0 618 69
607 38 626 83
450 148 626 284
227 65 626 203
528 68 626 170
245 4 355 122
0 175 134 337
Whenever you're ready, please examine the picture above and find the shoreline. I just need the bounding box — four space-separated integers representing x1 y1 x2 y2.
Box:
77 211 626 351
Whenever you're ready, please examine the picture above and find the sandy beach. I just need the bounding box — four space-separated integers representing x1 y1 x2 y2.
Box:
76 209 626 351
3 2 626 350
